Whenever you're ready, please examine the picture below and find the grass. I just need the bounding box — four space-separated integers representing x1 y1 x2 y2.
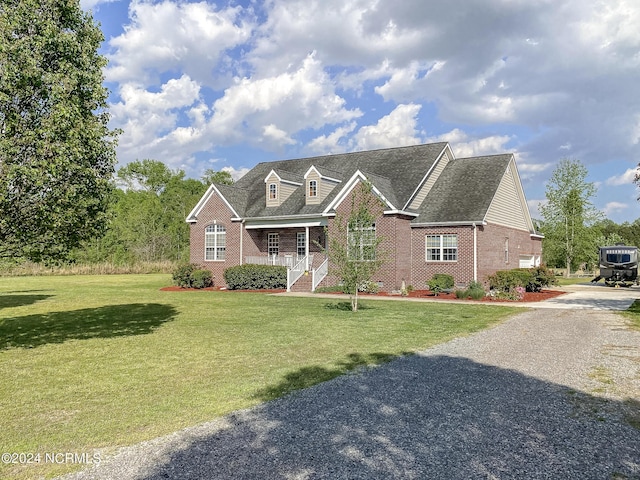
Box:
623 299 640 331
0 275 520 479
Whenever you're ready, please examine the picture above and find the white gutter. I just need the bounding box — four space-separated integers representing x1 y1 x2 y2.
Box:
411 220 487 227
383 209 420 217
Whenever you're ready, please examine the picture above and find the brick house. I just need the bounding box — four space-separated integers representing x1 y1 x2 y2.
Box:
187 142 542 291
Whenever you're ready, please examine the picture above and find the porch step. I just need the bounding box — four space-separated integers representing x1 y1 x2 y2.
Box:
290 273 313 292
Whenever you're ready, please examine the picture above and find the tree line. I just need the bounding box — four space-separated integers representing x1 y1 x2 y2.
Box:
539 158 640 275
69 160 232 266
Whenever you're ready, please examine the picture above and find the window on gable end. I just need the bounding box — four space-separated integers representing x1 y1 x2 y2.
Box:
205 224 226 261
348 222 376 261
308 180 317 197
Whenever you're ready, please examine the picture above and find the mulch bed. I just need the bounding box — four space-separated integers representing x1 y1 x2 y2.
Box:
160 286 565 302
360 289 565 302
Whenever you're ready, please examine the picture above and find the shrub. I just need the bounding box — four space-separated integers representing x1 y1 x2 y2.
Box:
223 264 287 290
487 266 556 293
192 269 213 289
427 273 455 294
172 263 197 288
358 280 379 294
528 265 557 292
455 289 468 299
468 287 485 300
172 264 214 289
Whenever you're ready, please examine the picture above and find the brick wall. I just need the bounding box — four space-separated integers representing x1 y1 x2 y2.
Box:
320 183 413 292
411 226 475 288
476 223 542 284
189 192 244 285
410 223 543 288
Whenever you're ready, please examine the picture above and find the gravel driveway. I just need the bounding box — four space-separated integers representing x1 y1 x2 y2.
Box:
63 290 640 480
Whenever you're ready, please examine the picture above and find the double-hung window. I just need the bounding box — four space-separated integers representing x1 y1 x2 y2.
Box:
269 183 277 200
268 233 279 257
308 180 317 198
348 223 376 261
205 224 226 261
426 234 457 262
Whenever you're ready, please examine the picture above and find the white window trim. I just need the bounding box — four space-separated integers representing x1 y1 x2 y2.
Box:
297 232 306 258
425 234 458 262
205 224 226 261
268 232 279 257
348 223 376 261
269 183 277 200
308 180 317 197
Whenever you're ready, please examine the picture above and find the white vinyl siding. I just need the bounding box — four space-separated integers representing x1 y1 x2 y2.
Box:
409 151 451 210
485 164 530 231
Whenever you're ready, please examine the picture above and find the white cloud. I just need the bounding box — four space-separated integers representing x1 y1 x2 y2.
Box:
222 166 250 181
606 168 637 186
106 1 252 85
425 128 512 158
603 201 629 215
352 104 423 151
528 199 546 219
207 53 362 148
307 122 357 155
109 75 206 165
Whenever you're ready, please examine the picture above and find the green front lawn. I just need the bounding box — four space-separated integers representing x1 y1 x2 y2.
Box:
0 275 519 479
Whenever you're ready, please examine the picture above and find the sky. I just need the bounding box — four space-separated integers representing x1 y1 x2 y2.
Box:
81 0 640 223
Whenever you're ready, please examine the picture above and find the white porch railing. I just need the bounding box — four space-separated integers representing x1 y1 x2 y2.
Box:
312 257 328 292
245 255 297 267
245 254 324 291
287 255 312 292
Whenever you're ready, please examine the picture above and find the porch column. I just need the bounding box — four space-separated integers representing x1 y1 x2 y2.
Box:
305 226 309 271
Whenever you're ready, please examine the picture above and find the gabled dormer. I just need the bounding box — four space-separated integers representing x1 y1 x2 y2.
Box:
303 165 342 205
264 169 303 207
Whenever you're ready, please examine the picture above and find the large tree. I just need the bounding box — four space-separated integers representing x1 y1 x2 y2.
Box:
540 159 601 276
0 0 118 262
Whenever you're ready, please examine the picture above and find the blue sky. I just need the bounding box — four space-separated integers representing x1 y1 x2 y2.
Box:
83 0 640 223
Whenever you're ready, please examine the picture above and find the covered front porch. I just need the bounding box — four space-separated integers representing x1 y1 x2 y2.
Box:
242 222 329 292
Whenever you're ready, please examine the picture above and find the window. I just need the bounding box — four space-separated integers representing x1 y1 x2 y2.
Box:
268 233 279 257
297 232 306 258
205 224 226 261
348 223 376 261
269 183 277 200
308 180 317 197
504 238 509 263
426 234 457 262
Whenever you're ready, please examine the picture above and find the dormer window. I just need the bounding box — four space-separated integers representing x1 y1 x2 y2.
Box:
269 183 277 200
308 180 317 198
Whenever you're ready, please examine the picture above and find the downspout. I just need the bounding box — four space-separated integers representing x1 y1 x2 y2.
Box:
473 223 478 282
240 220 244 265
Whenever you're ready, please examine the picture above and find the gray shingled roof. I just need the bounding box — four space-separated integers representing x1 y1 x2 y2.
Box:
232 143 448 218
412 154 512 224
